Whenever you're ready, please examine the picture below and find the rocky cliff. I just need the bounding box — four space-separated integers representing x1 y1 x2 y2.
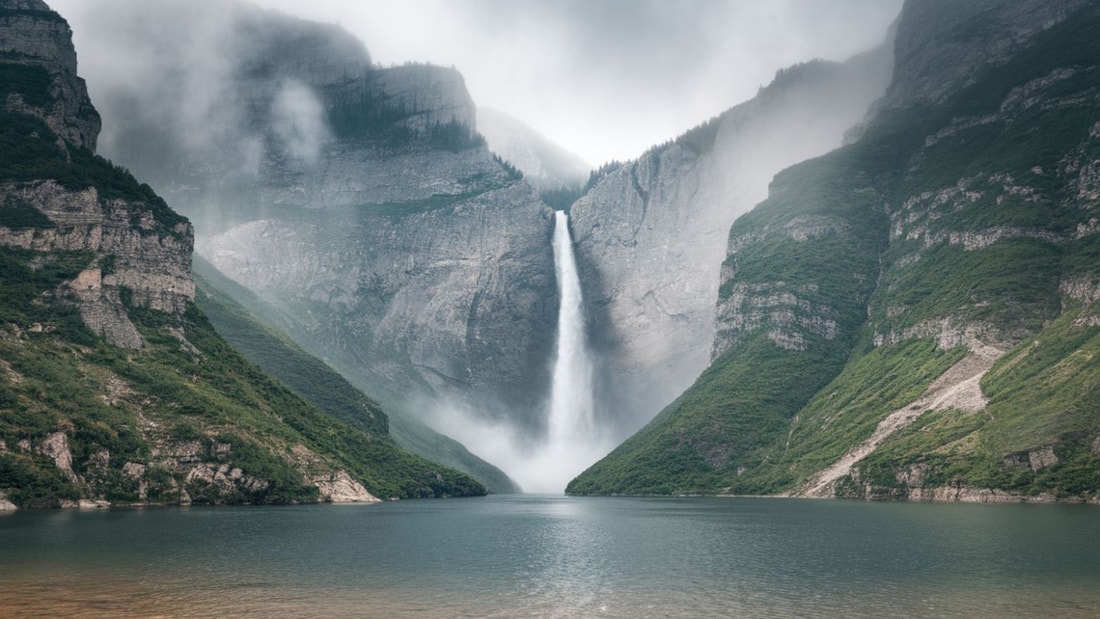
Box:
0 0 487 508
0 0 98 148
570 0 1100 501
1 0 190 348
569 47 894 438
59 0 549 488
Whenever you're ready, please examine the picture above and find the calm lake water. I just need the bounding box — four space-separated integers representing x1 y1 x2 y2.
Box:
2 495 1099 618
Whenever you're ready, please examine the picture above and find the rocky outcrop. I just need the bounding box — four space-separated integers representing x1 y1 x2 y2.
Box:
70 1 557 441
570 0 1100 500
0 181 194 348
202 171 556 428
879 0 1088 109
0 0 100 148
0 0 194 349
572 49 893 436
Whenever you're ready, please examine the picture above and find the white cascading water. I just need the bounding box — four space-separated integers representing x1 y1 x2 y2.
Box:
548 210 594 443
426 210 608 493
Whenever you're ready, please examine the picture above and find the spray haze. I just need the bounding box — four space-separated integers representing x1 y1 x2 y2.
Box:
46 0 903 491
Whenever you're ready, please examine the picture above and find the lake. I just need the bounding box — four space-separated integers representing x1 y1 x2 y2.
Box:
2 495 1099 617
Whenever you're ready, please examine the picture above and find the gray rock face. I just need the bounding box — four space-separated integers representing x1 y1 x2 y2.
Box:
571 51 893 436
71 2 557 435
0 0 100 148
201 171 556 428
0 1 193 349
0 181 194 348
880 0 1088 109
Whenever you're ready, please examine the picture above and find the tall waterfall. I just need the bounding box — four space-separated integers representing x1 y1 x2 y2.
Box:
426 210 608 494
549 210 594 443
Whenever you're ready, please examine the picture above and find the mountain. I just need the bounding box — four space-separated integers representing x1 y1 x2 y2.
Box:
477 107 590 190
0 0 485 509
569 44 894 439
192 256 520 494
59 0 552 486
569 0 1100 502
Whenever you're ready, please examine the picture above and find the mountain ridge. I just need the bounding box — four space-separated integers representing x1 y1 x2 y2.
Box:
0 0 487 509
569 0 1100 502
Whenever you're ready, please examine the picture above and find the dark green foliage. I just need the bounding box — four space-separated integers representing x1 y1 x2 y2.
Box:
191 258 488 498
325 78 483 152
0 248 94 339
539 183 584 212
584 160 624 192
427 120 485 153
325 79 413 144
0 63 52 108
0 454 79 508
0 111 187 232
571 1 1100 498
493 154 523 181
0 195 53 229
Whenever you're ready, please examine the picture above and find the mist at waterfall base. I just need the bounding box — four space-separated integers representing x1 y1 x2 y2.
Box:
428 212 611 493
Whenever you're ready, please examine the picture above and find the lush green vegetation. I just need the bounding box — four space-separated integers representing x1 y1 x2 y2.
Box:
0 194 54 229
0 248 96 342
0 274 487 506
848 309 1100 500
0 109 187 233
192 259 490 498
189 259 518 494
539 183 584 212
0 63 52 107
570 1 1100 499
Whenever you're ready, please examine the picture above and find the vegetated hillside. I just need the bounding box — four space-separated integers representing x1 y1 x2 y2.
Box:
193 256 520 494
567 44 894 441
0 0 485 509
61 0 559 480
569 0 1100 502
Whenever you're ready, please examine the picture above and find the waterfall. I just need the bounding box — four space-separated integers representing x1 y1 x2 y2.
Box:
434 210 605 494
548 210 594 444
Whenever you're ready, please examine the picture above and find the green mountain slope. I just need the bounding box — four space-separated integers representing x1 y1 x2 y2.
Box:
0 0 485 508
569 0 1100 501
192 256 519 494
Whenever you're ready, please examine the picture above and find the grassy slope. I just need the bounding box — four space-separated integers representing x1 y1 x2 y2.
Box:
569 3 1100 498
0 253 486 505
192 256 520 494
0 56 485 505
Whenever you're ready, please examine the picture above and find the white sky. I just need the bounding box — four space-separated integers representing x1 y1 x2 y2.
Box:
240 0 903 166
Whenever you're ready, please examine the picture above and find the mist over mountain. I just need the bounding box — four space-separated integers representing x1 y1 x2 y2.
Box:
476 107 590 190
0 0 486 509
571 0 1100 501
9 0 1096 501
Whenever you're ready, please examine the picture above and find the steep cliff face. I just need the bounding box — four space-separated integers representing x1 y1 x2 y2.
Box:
569 48 893 437
0 0 99 148
1 0 190 348
570 0 1100 501
60 0 552 486
0 0 487 508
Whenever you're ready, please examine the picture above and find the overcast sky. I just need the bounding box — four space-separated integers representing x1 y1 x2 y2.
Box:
54 0 902 166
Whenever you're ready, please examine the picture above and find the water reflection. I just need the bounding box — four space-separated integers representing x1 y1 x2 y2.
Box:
2 497 1100 618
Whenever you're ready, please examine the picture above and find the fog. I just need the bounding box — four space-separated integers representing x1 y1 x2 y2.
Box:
43 0 902 491
52 0 901 165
